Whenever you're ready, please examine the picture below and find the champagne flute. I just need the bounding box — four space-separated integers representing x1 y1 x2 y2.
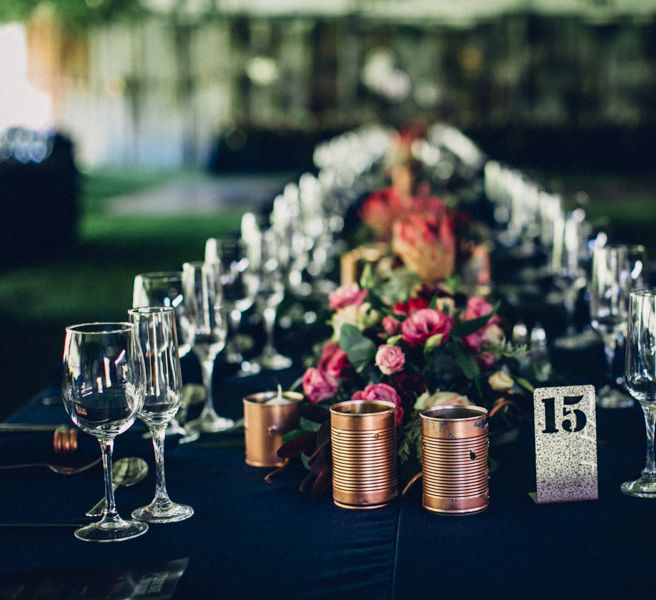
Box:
206 238 260 376
252 229 292 370
622 290 656 497
62 322 148 542
128 307 194 523
133 272 198 442
590 245 644 408
182 261 234 433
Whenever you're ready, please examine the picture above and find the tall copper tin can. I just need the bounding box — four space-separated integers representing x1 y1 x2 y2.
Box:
420 405 489 515
330 400 397 509
243 391 302 467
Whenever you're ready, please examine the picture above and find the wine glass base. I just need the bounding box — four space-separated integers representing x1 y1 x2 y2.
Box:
132 501 194 523
74 518 148 543
621 477 656 498
596 387 634 409
187 413 235 433
236 360 261 377
256 352 292 371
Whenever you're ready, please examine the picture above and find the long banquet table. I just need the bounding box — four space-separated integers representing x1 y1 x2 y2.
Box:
1 352 655 600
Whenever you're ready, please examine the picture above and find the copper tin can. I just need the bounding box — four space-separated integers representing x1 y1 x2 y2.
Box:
330 400 397 510
420 405 489 515
243 391 302 468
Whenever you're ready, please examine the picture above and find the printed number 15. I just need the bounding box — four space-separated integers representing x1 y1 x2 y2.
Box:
541 395 587 434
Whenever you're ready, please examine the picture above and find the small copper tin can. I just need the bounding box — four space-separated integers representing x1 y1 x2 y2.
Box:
420 405 489 515
243 391 302 467
330 400 397 510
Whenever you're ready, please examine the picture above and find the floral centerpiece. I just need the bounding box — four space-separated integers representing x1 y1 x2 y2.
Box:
278 265 530 496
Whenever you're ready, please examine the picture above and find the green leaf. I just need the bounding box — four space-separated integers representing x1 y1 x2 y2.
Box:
451 301 500 338
282 428 306 443
339 323 376 373
450 341 481 381
300 417 321 432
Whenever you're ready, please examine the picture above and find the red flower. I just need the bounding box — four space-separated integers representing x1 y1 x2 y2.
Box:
393 296 429 316
302 368 338 404
352 384 404 427
401 308 454 347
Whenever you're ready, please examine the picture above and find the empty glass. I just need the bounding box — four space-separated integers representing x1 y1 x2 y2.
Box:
590 245 646 408
622 290 656 497
129 307 194 523
207 238 259 376
133 272 198 442
182 261 234 432
252 229 292 370
62 323 148 542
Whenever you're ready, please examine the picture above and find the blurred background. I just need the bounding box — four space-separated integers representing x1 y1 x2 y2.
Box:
0 0 654 417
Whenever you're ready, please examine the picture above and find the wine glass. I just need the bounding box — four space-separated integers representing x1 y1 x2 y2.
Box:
133 272 198 442
590 245 645 408
128 307 194 523
182 261 234 432
206 238 260 376
622 289 656 497
252 229 292 370
62 322 148 542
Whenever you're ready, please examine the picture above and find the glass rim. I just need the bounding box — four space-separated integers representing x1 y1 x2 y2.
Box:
134 271 182 282
629 288 656 298
128 306 175 317
65 322 135 334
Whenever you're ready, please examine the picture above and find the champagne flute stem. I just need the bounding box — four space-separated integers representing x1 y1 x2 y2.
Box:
151 425 171 506
263 306 276 355
99 439 119 522
641 403 656 478
227 309 242 361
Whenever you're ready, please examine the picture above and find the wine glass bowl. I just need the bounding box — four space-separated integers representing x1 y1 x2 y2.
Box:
133 271 198 442
62 322 148 542
128 307 194 523
622 289 656 498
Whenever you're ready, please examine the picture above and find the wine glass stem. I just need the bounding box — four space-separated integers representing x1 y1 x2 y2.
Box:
201 360 216 414
641 403 656 478
227 309 242 360
99 439 119 522
603 335 618 385
151 425 171 505
263 306 276 355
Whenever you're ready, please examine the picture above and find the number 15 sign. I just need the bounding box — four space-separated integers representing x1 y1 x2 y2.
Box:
533 385 598 504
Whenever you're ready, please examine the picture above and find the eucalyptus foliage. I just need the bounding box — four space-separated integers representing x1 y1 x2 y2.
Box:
0 0 146 29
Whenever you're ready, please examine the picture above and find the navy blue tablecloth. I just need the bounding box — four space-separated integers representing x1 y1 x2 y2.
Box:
1 361 655 599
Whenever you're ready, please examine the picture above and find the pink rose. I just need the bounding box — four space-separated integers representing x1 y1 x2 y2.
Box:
352 383 404 427
319 341 349 379
462 297 500 352
382 315 401 335
401 308 454 347
302 368 338 404
375 345 406 375
329 284 368 311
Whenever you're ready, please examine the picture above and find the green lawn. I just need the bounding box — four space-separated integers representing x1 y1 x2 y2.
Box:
0 169 243 419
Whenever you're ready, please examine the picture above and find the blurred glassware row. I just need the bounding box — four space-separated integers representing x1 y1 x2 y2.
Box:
0 127 54 164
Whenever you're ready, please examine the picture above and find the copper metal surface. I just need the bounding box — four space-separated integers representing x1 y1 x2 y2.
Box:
330 400 397 509
420 406 489 515
243 391 302 467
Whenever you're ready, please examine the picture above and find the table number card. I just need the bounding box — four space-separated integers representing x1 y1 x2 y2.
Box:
533 385 598 503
